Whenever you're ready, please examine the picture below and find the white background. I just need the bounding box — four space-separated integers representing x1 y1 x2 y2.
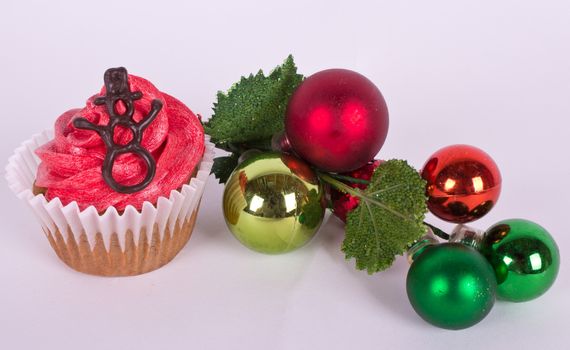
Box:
1 1 569 349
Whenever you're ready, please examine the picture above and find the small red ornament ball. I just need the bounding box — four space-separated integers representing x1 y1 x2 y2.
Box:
331 160 382 222
421 145 502 223
285 69 389 172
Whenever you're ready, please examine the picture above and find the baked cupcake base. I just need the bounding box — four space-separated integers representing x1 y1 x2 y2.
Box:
6 131 214 276
45 208 199 276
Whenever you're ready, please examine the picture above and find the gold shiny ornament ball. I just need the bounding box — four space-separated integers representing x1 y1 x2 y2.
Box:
223 153 325 254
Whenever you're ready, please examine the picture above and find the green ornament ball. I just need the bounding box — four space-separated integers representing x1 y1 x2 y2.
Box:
222 152 325 254
480 219 560 302
406 243 497 330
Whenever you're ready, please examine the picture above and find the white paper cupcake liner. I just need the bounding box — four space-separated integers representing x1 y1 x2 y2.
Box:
5 130 214 275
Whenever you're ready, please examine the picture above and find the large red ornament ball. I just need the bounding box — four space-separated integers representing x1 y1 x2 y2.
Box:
285 69 389 172
421 145 502 223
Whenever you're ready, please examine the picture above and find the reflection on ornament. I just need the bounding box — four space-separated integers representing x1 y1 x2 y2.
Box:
222 153 325 254
421 144 501 223
480 219 560 302
406 243 497 330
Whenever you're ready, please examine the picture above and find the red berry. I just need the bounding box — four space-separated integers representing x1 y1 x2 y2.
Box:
331 160 382 222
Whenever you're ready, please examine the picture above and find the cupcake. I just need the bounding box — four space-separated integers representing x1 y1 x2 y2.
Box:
6 67 214 276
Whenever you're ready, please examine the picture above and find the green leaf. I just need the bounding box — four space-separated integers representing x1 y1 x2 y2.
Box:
299 189 324 229
211 154 239 184
204 55 303 151
341 160 428 274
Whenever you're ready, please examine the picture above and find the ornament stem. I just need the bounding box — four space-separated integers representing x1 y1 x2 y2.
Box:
406 227 439 264
423 222 450 240
319 172 418 222
327 173 372 185
318 172 363 198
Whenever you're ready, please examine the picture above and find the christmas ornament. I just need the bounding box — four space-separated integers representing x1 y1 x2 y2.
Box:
206 56 561 331
285 69 389 172
330 160 382 222
222 152 325 254
480 219 560 302
421 144 501 223
406 243 497 330
271 130 292 153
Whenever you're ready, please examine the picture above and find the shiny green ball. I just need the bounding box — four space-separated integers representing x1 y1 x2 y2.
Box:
480 219 560 302
406 243 497 330
222 153 325 254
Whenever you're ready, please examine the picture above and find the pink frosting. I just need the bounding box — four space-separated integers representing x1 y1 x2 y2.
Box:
35 75 204 212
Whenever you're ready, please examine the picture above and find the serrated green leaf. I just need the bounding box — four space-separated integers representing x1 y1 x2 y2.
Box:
211 154 239 184
204 55 303 150
342 160 428 274
299 189 324 229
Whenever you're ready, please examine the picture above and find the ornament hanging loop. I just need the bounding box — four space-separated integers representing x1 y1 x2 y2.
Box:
407 226 439 264
449 224 484 250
